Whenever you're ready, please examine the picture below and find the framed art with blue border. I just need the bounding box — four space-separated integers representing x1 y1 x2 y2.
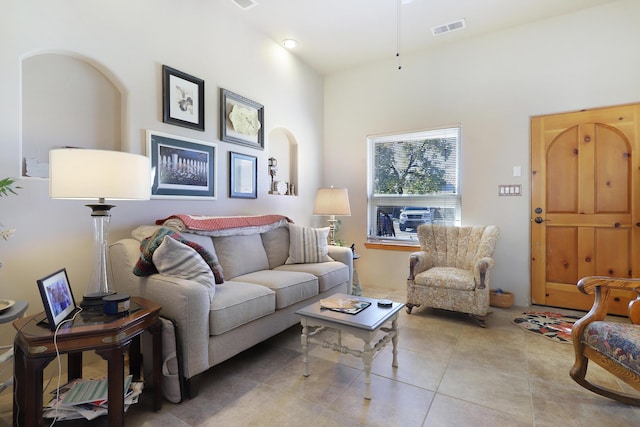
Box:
147 130 217 199
229 151 257 199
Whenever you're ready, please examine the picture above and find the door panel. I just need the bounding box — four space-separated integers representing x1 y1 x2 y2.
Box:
531 103 640 315
594 228 630 277
545 227 577 284
546 127 578 212
595 125 630 213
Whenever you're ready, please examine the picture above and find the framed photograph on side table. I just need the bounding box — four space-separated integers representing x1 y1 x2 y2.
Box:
229 152 257 199
220 88 264 150
36 268 77 331
162 65 205 131
147 130 217 200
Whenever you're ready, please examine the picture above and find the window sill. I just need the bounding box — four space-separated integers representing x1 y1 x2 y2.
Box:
365 241 419 252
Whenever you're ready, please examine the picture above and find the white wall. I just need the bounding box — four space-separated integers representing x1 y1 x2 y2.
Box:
324 0 640 306
0 0 324 348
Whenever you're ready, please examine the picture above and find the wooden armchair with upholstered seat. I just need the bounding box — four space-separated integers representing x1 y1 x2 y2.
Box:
406 224 499 327
570 276 640 406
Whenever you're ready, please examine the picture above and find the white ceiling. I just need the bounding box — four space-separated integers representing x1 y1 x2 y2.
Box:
223 0 618 75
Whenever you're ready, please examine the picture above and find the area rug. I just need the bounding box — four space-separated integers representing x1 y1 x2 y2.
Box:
512 311 582 344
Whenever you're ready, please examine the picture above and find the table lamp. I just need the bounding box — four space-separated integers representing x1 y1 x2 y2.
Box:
313 187 351 245
50 148 150 308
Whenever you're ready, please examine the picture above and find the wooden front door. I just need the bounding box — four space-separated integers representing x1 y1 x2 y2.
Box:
531 103 640 315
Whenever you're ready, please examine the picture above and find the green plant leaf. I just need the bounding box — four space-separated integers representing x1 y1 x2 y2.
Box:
0 177 20 197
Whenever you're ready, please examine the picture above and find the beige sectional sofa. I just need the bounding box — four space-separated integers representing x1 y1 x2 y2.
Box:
109 215 353 398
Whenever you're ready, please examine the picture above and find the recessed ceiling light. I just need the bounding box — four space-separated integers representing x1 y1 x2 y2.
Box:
282 39 298 49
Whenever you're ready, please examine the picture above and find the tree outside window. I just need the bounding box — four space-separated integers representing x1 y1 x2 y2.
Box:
368 127 460 241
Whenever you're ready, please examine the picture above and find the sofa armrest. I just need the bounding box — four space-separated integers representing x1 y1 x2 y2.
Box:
408 251 431 280
328 245 354 293
109 239 211 379
473 256 496 290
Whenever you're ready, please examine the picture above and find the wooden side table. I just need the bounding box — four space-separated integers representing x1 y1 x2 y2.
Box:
12 296 162 426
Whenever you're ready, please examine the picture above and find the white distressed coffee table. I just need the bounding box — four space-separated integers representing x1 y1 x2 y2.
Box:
295 294 404 399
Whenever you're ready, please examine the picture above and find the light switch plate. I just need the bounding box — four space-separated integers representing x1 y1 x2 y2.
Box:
498 184 522 196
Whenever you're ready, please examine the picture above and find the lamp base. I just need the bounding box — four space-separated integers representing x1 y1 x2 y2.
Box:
80 291 116 310
327 216 338 246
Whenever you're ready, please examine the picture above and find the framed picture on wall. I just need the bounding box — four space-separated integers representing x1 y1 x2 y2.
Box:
220 88 264 150
146 130 216 199
229 152 257 199
162 65 205 131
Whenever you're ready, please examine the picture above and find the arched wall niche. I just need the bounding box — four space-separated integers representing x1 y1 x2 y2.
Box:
21 51 128 178
268 127 298 196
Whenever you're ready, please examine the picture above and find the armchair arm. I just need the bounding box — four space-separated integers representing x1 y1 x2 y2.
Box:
473 256 495 290
576 276 640 324
408 251 431 280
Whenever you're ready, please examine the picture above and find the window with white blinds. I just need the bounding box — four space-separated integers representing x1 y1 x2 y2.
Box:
367 126 461 242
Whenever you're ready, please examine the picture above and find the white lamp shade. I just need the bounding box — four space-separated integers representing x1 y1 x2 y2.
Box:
313 187 351 216
50 149 150 200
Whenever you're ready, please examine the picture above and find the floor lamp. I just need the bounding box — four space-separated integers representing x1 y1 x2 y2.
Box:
313 187 351 245
50 148 150 309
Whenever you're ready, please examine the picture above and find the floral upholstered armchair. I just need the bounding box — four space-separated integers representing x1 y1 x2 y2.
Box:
406 224 499 327
570 276 640 406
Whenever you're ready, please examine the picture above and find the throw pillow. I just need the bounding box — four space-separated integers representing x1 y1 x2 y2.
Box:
153 236 216 302
285 224 333 264
133 227 224 284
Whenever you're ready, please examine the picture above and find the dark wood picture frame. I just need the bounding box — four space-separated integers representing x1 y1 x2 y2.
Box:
162 65 205 131
229 152 257 199
220 88 264 150
146 130 217 200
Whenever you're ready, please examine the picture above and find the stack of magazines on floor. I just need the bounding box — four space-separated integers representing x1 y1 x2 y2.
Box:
43 375 143 421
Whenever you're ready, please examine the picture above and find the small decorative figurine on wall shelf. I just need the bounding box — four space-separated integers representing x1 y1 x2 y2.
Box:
274 181 287 195
268 157 279 194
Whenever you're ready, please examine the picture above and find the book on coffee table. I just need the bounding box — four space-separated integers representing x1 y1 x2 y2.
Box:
319 298 370 315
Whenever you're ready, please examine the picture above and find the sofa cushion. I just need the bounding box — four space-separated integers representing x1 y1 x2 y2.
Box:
152 236 216 302
134 227 224 283
275 262 349 292
583 321 640 377
209 281 275 335
285 224 332 264
415 267 475 291
179 232 218 260
233 270 318 309
261 226 290 269
178 232 226 285
213 234 269 279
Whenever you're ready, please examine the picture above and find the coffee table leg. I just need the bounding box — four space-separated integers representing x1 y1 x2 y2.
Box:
362 341 374 400
301 320 310 377
391 316 399 368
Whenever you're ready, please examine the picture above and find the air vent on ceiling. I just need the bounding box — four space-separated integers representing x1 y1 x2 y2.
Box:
431 18 466 36
231 0 257 10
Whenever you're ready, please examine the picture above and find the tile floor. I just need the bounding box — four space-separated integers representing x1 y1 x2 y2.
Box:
2 285 640 426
